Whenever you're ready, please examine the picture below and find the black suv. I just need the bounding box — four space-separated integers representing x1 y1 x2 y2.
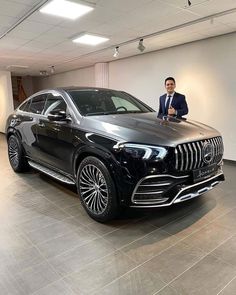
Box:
6 87 224 221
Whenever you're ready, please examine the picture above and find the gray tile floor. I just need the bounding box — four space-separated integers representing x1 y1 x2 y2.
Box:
0 133 236 295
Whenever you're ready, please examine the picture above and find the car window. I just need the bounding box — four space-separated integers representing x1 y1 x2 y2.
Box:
28 94 47 114
43 93 67 116
67 89 152 116
19 100 29 111
111 96 140 111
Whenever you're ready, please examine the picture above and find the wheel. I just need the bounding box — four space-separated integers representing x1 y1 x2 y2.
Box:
77 156 119 222
8 135 29 172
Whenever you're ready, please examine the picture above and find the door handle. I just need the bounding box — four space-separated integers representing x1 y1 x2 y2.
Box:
38 122 45 128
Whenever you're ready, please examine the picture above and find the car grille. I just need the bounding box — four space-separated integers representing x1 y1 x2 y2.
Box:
174 136 223 171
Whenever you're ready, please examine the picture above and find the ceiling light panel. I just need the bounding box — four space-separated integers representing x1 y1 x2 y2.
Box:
40 0 94 20
73 34 109 45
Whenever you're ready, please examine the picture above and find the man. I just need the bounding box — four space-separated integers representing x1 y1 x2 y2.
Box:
158 77 188 118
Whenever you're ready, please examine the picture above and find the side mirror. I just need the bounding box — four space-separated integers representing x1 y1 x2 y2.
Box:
48 110 68 121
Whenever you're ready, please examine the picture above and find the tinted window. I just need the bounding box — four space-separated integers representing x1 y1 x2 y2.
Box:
29 95 47 114
67 89 152 116
111 96 140 111
43 93 67 116
19 100 30 111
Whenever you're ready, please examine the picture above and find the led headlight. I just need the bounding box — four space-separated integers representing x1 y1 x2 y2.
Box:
114 143 167 160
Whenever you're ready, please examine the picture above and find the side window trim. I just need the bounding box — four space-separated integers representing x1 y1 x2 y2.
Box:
42 92 69 117
28 94 47 114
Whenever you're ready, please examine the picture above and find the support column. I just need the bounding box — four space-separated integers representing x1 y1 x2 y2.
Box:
94 63 109 88
0 71 14 133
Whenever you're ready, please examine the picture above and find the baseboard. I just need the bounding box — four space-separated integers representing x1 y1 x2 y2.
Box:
224 159 236 166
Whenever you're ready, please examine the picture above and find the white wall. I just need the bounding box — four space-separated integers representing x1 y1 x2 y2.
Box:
0 71 14 133
33 66 95 91
109 33 236 161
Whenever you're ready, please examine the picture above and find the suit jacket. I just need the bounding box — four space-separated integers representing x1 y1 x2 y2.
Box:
158 92 188 117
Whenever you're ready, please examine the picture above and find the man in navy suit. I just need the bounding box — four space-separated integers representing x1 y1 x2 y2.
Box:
158 77 188 118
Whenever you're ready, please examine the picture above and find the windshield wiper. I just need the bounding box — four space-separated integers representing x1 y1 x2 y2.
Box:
86 110 144 116
86 111 117 116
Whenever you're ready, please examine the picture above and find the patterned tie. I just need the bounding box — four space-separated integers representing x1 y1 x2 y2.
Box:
165 95 171 115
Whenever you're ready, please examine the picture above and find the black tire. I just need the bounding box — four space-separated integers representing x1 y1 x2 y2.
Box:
77 156 119 222
8 135 29 173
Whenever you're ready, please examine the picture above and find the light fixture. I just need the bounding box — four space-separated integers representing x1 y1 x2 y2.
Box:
40 0 94 20
73 33 109 45
113 46 119 58
187 0 192 6
50 66 55 74
137 38 145 52
39 70 48 76
6 65 29 69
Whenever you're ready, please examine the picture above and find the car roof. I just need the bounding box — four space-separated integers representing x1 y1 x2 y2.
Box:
56 86 121 92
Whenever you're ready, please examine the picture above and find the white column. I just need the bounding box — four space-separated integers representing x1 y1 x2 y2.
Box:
0 71 14 133
94 63 109 88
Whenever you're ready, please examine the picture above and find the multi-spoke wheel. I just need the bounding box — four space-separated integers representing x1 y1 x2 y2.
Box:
77 156 118 222
8 135 28 172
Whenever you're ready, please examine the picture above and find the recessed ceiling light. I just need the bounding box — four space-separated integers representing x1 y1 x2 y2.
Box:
73 34 109 45
40 0 94 20
6 65 29 69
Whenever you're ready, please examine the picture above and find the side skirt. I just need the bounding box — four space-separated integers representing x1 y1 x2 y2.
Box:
28 160 76 185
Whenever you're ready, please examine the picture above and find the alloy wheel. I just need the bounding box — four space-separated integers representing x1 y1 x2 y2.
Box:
79 164 109 214
8 137 19 169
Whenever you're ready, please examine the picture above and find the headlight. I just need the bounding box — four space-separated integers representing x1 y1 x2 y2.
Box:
113 143 167 160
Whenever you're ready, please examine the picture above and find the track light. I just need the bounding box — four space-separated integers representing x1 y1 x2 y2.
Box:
187 0 191 6
113 46 119 58
50 66 55 74
137 38 145 52
39 70 48 76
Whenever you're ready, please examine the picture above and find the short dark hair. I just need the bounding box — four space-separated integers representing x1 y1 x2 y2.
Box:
165 77 175 85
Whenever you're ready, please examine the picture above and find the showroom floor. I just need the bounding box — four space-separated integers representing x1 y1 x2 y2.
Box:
0 133 236 295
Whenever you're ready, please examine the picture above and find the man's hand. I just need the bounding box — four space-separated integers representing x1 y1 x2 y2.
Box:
168 106 176 116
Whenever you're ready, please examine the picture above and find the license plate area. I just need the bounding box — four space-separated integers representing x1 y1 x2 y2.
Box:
192 164 218 183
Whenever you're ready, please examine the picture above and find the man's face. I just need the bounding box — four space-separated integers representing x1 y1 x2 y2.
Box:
165 80 176 94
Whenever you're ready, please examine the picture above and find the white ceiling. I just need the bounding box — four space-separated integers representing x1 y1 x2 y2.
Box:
0 0 235 76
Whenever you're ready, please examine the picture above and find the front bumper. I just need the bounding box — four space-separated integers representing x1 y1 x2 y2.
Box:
130 170 224 208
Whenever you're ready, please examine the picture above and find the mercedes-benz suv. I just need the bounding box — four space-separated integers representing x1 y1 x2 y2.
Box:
6 87 225 221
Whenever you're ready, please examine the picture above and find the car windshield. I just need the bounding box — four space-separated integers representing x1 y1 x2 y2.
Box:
66 89 153 116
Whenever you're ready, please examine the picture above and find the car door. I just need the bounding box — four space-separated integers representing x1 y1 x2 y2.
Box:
36 92 74 174
18 94 47 160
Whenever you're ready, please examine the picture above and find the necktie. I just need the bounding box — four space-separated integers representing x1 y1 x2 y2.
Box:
165 95 171 115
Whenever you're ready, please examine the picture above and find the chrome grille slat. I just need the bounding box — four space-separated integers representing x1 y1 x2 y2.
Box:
175 149 178 170
183 144 189 170
174 136 223 172
196 142 202 168
179 145 184 171
214 138 218 162
188 143 194 170
192 142 198 169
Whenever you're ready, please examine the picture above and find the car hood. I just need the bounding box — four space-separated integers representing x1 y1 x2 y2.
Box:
81 112 221 147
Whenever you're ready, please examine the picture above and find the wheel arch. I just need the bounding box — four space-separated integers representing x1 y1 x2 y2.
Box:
73 146 121 201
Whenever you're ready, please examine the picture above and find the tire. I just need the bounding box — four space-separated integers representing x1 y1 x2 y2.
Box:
8 135 29 173
77 156 119 222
